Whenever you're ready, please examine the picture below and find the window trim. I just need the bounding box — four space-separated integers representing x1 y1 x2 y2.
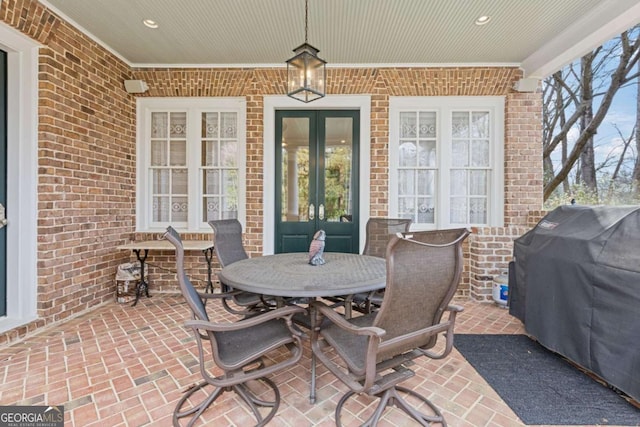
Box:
136 97 246 232
0 22 39 333
389 96 504 230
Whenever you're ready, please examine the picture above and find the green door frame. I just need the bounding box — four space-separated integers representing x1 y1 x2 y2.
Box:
274 109 360 254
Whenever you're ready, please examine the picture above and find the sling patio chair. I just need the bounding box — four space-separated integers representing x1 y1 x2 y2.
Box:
209 219 274 315
346 217 412 317
310 228 470 426
163 226 305 427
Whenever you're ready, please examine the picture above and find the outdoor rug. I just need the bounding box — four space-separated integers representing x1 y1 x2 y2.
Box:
454 334 640 425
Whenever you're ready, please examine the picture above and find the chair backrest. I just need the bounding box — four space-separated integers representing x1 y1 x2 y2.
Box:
208 219 248 267
163 226 209 322
373 228 470 361
363 217 412 258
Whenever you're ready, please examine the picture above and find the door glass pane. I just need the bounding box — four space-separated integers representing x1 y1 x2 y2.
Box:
324 117 353 222
281 117 309 222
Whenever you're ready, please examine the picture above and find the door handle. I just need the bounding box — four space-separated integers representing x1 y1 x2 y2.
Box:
0 203 6 229
309 203 315 220
319 204 325 221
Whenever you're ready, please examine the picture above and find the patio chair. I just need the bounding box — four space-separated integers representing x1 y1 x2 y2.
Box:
209 219 272 315
346 217 412 316
163 226 305 427
310 228 470 426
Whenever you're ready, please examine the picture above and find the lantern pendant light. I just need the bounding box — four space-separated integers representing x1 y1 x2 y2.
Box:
286 0 326 102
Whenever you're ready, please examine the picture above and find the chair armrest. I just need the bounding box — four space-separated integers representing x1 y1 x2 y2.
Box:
185 305 307 333
446 304 464 313
310 301 385 337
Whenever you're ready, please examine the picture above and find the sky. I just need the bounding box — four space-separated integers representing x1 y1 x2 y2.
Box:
593 83 637 169
549 28 639 180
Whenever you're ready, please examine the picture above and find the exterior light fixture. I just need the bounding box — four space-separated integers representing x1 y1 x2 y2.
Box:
143 19 158 29
475 15 491 25
286 0 326 102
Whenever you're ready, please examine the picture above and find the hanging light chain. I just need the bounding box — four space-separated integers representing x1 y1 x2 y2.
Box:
304 0 309 44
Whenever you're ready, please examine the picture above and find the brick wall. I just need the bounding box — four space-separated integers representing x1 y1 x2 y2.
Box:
0 0 543 345
131 67 543 298
0 0 138 345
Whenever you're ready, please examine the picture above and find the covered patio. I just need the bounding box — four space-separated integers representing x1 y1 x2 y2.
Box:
0 297 530 426
1 0 640 425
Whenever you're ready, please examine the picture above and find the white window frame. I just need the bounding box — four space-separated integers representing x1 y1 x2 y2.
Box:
389 96 504 230
136 97 246 232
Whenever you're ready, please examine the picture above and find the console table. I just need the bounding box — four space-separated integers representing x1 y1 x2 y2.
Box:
118 240 215 306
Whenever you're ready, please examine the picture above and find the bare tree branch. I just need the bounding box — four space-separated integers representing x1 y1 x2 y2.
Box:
544 30 640 200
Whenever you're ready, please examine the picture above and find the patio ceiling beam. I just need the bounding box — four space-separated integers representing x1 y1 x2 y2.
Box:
521 0 640 79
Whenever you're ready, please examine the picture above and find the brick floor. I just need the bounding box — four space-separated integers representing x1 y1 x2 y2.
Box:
0 295 636 426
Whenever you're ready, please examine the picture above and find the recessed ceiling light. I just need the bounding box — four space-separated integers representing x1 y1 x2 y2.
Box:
143 19 159 29
475 15 491 26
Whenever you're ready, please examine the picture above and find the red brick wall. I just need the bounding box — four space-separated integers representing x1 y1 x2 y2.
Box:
133 67 543 298
0 0 137 345
0 0 543 345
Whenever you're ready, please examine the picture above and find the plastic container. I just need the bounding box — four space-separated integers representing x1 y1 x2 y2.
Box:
492 270 509 308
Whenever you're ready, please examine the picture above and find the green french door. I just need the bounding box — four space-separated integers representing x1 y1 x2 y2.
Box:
275 110 359 253
0 49 6 317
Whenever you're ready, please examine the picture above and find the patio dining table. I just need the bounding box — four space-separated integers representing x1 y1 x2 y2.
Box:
217 251 386 403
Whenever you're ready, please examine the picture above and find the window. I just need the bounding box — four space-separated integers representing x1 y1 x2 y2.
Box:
389 97 504 229
136 98 246 232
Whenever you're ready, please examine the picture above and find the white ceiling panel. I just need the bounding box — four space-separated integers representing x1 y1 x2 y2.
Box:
40 0 640 77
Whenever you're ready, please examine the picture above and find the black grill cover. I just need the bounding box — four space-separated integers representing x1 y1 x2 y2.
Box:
510 205 640 402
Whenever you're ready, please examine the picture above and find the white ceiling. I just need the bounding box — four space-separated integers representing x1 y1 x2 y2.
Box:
41 0 640 78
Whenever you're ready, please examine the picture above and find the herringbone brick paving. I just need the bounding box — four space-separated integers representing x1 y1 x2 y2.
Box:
0 295 634 426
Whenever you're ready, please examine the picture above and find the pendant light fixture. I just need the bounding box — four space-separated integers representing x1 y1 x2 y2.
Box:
286 0 326 102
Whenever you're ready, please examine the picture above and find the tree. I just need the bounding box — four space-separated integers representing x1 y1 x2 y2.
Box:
542 27 640 201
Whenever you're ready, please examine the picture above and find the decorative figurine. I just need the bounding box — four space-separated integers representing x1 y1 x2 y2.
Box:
308 229 326 265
